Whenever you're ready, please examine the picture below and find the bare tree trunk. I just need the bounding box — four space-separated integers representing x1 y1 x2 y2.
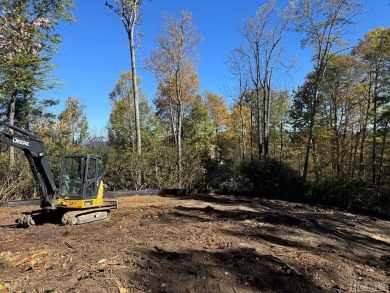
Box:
263 79 270 161
177 101 183 188
128 28 141 157
340 106 349 176
239 101 245 162
359 87 372 179
348 125 355 178
311 136 319 181
349 121 360 179
250 107 254 165
127 5 142 189
167 96 177 146
107 0 143 188
279 117 283 164
8 92 17 165
332 97 340 176
372 65 379 185
377 125 387 190
256 88 263 161
352 132 360 179
359 127 366 179
254 42 262 161
303 86 320 181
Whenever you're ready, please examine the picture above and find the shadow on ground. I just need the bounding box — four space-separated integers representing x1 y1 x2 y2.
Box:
123 246 329 293
160 193 390 278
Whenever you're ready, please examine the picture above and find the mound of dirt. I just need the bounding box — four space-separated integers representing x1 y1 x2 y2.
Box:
0 194 389 292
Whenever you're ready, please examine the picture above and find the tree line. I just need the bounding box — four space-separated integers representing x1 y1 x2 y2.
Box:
1 0 389 216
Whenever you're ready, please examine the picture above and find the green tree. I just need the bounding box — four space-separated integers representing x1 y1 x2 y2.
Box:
58 97 89 146
108 72 161 150
269 90 289 164
107 71 162 190
237 0 293 161
0 0 75 163
106 0 144 157
319 54 362 178
377 106 390 190
145 11 202 188
205 91 230 135
353 27 390 184
108 71 141 150
293 0 364 182
183 95 214 152
226 47 251 162
230 102 251 163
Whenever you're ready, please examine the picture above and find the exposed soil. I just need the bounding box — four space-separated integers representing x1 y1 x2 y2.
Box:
0 194 389 293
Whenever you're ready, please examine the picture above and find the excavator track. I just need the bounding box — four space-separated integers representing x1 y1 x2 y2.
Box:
61 207 111 225
16 201 118 227
61 201 118 225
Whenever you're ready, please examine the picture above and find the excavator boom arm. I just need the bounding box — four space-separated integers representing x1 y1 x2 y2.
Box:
0 122 57 208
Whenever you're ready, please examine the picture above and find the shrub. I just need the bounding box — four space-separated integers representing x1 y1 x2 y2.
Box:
241 158 305 200
0 155 36 201
311 178 390 217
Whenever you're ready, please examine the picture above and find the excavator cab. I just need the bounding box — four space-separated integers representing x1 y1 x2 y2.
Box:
59 154 102 200
57 154 106 210
56 154 118 225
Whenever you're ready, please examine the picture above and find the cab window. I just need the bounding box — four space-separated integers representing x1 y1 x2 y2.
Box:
87 158 96 179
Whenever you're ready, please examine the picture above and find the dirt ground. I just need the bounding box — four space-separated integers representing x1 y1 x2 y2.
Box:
0 194 389 293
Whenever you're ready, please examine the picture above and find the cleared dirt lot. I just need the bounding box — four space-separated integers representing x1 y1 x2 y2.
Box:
0 194 389 292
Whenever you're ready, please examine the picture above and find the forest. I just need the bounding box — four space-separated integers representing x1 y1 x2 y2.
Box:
0 0 389 217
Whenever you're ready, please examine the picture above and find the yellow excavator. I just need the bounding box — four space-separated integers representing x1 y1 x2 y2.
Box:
0 122 117 227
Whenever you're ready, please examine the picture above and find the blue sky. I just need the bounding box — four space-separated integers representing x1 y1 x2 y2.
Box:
41 0 390 132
